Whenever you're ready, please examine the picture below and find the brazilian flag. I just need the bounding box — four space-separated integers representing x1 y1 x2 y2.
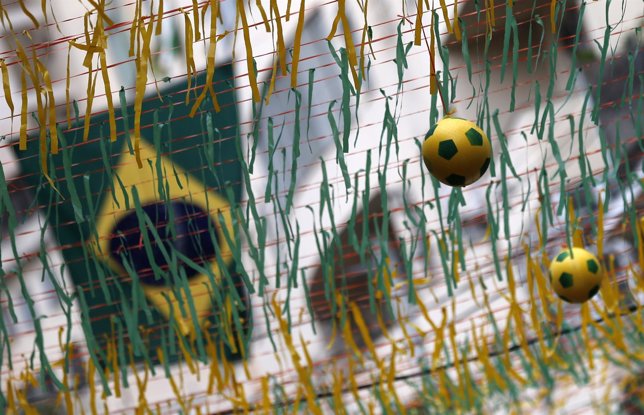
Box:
15 64 251 368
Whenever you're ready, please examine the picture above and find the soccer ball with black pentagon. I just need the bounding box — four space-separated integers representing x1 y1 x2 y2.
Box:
549 247 604 304
422 117 492 187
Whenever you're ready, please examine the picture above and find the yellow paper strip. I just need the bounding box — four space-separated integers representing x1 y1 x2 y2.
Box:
18 0 39 28
35 57 58 154
19 61 28 151
453 0 460 40
129 0 142 57
189 0 221 117
438 0 452 33
0 59 14 122
580 303 594 369
597 193 604 258
156 0 164 35
429 11 437 94
191 0 201 41
272 297 322 415
261 376 271 414
414 0 424 46
326 11 341 41
183 12 197 104
133 13 156 168
338 0 361 88
237 0 261 102
290 0 306 88
270 0 287 75
87 0 115 26
256 0 272 32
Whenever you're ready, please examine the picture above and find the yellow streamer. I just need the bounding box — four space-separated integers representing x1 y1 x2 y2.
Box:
189 0 221 118
339 0 360 88
261 376 271 414
347 359 361 408
332 363 345 414
88 357 98 415
350 301 383 369
270 0 287 76
580 303 594 370
448 323 465 402
134 13 157 168
158 348 189 414
206 334 223 393
156 0 164 35
237 0 260 102
438 0 452 33
327 9 341 41
34 56 58 154
597 193 605 258
341 311 365 365
272 297 322 415
638 217 644 290
255 0 272 32
453 0 460 41
18 0 39 28
0 59 14 123
600 255 618 313
358 0 374 78
414 0 424 46
183 12 197 104
19 59 28 151
524 244 547 356
429 10 437 94
285 0 293 21
290 0 306 88
191 0 201 41
15 44 60 192
87 0 115 26
129 0 142 57
387 346 406 414
472 322 505 390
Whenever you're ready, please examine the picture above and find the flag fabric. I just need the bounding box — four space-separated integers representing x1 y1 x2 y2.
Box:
15 64 250 368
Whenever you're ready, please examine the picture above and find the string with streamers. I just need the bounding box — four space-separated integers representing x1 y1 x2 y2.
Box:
0 0 642 413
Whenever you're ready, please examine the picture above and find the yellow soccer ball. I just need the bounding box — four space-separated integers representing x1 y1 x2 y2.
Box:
549 247 604 304
422 117 492 187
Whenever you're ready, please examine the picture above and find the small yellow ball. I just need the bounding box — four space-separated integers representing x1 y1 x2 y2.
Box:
422 117 492 187
549 247 604 304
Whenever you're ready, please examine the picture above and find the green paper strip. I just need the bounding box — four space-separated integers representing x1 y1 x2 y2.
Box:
284 89 303 214
306 68 315 144
327 100 352 191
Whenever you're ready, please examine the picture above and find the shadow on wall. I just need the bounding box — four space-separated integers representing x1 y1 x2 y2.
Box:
309 194 407 355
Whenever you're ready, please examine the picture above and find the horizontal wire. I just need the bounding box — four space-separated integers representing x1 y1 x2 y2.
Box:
0 1 622 131
2 19 638 192
1 104 638 273
1 201 637 355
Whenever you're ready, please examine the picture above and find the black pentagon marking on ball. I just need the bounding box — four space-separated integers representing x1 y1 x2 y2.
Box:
587 259 599 274
480 158 490 177
438 139 458 160
559 272 574 288
445 174 466 187
465 128 483 146
109 201 218 286
556 251 570 262
425 124 438 140
588 284 600 299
